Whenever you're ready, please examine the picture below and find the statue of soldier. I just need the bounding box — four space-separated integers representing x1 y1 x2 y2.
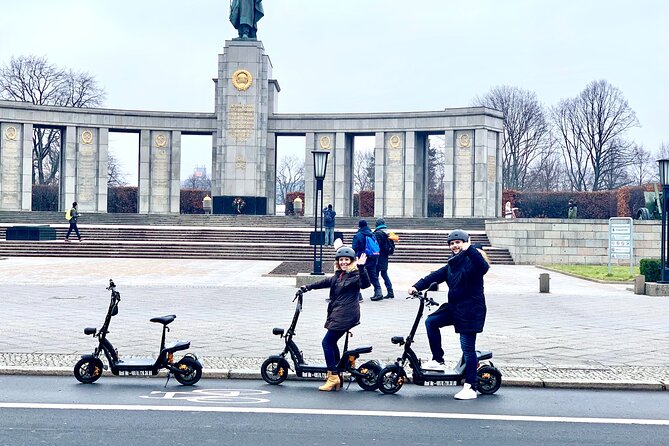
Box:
230 0 264 39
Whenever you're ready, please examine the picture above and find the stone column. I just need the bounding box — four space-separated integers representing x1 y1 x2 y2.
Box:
473 129 488 217
0 123 31 210
403 131 418 217
20 123 32 210
214 39 272 214
140 130 179 214
373 132 384 217
266 131 276 215
97 128 109 212
75 127 105 212
380 131 405 217
305 132 335 218
453 130 474 217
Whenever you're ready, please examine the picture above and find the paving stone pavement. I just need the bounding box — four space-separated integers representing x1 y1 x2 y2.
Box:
0 257 667 390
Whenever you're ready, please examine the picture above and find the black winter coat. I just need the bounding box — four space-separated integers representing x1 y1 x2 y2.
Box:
413 246 489 333
306 264 371 331
374 228 392 270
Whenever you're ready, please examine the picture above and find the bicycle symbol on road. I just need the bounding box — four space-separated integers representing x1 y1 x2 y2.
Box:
141 388 271 404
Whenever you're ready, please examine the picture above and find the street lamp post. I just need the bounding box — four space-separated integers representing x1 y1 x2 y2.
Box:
311 150 329 275
658 159 669 283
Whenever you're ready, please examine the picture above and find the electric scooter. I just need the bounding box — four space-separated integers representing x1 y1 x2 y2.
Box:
73 279 203 386
260 289 382 391
377 283 502 395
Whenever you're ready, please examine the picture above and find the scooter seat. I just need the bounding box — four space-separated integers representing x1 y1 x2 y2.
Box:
164 340 190 352
476 350 492 360
347 346 372 355
150 315 176 325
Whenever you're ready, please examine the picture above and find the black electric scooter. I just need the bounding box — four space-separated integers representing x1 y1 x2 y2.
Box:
73 279 203 386
260 289 382 391
377 283 502 395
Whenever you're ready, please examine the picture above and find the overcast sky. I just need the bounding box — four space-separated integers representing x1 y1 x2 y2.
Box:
2 0 668 183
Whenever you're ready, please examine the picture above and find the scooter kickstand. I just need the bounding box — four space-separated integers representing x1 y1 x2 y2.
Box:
164 372 172 388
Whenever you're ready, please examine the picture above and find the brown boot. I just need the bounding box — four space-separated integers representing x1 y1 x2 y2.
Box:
318 371 341 391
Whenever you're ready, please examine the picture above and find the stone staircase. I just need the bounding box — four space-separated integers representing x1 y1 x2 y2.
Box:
0 212 513 264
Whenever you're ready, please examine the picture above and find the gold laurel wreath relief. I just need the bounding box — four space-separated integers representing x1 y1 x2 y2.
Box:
81 130 93 145
232 69 253 91
4 126 17 141
155 134 168 148
389 134 401 148
319 136 331 150
458 133 471 148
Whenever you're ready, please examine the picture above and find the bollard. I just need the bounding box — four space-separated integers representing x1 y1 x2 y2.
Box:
539 273 550 293
634 275 646 295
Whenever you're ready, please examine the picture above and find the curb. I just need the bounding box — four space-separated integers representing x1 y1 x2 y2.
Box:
1 367 666 391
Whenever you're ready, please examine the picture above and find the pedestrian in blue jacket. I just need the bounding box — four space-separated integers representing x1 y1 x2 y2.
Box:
408 229 490 400
351 219 382 301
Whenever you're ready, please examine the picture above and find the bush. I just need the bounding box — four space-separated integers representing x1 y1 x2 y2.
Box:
358 191 374 217
640 258 661 283
428 192 444 217
31 185 59 211
180 189 210 214
108 187 138 213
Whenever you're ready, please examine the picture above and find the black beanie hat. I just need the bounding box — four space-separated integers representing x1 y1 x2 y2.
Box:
358 219 368 228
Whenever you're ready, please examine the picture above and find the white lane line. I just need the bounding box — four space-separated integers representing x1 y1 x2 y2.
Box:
1 403 668 426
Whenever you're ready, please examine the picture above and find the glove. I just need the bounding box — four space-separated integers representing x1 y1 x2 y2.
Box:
299 285 309 293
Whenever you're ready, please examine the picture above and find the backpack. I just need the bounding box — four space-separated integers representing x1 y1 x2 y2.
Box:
323 209 334 225
365 235 380 256
65 209 72 221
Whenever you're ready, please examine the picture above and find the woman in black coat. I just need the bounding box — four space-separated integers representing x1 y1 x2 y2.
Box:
408 229 490 400
301 246 370 391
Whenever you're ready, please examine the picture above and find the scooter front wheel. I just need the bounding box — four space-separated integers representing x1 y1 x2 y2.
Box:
174 356 203 385
477 365 502 394
74 357 104 384
377 366 405 394
260 356 289 385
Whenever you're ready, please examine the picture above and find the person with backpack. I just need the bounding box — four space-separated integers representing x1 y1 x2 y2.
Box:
64 201 82 242
352 219 382 301
374 217 396 299
323 204 336 246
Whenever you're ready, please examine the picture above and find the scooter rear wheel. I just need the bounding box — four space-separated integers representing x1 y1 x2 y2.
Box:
477 365 502 394
377 366 405 394
174 356 202 385
261 357 289 385
74 357 104 384
355 361 382 391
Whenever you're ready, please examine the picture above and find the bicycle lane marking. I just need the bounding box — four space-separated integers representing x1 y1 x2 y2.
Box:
140 389 271 404
1 403 668 426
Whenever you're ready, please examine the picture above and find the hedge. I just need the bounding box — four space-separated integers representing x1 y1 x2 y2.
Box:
503 185 657 219
640 258 661 283
285 191 305 216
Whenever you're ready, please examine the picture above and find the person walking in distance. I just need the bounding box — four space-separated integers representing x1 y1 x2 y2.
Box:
407 229 490 400
352 219 382 301
374 217 396 299
323 204 336 246
65 201 82 242
299 247 370 391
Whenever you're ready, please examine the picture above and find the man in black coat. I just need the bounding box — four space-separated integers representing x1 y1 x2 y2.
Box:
408 229 490 400
374 217 395 299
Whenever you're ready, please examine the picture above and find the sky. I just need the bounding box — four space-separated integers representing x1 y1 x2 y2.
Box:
2 0 668 183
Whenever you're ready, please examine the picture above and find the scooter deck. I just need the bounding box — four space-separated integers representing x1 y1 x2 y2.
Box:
114 357 156 371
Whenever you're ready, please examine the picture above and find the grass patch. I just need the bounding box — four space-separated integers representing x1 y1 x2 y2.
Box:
547 264 639 282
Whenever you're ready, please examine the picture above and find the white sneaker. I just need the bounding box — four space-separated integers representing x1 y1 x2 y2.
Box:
454 383 477 400
422 359 445 372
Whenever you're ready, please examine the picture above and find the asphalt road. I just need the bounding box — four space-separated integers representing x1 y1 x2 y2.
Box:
0 376 667 445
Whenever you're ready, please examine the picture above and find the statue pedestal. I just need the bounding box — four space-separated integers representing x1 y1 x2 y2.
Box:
212 39 278 215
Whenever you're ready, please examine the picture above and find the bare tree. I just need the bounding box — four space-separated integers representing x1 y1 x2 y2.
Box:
627 144 656 185
107 153 128 187
353 149 374 193
182 172 212 190
0 55 105 185
552 80 639 191
428 136 445 193
525 137 569 191
474 86 549 190
275 155 304 204
658 141 669 160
